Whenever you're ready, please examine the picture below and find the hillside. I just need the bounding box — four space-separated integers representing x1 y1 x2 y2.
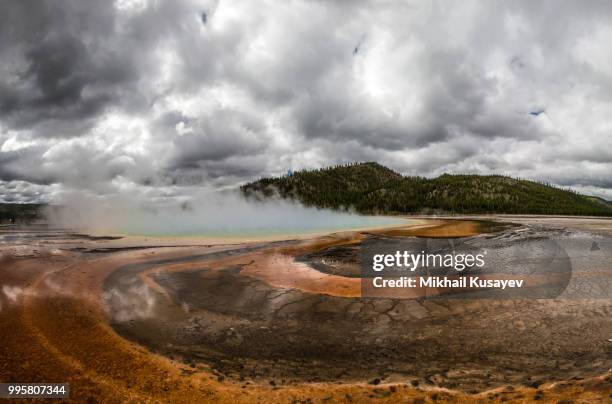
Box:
0 203 45 223
241 162 612 216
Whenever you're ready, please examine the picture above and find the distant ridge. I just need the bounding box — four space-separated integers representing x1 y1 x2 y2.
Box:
0 203 44 223
241 162 612 216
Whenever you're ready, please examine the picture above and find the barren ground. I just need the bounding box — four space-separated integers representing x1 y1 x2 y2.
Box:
0 216 610 403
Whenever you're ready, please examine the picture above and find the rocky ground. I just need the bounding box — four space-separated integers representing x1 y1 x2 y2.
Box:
1 217 611 402
105 221 612 393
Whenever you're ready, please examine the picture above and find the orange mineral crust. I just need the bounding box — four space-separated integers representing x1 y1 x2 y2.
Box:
1 218 611 403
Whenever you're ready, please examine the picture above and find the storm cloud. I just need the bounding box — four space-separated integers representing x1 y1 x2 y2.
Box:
1 0 611 202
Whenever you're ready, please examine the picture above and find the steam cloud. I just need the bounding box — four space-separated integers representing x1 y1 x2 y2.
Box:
46 189 400 236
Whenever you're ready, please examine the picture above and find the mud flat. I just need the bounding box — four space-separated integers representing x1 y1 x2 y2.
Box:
1 217 611 402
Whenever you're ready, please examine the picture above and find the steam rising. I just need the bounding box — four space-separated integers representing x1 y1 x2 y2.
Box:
46 190 401 236
104 284 156 322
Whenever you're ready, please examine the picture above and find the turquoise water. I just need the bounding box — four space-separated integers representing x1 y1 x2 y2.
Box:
120 215 412 237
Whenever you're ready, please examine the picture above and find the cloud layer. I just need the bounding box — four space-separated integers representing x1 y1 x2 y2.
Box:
1 0 611 203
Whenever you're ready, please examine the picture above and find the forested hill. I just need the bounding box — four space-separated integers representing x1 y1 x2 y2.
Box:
0 203 44 223
241 162 612 216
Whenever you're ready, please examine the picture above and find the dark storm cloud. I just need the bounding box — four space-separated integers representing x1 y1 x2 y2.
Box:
0 146 57 184
155 108 268 175
164 159 265 187
0 0 611 202
0 1 141 135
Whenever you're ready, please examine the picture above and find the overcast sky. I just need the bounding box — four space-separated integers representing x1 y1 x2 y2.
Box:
1 0 611 203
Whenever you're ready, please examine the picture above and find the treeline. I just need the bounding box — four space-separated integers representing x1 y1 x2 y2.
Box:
0 203 44 223
241 162 612 216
